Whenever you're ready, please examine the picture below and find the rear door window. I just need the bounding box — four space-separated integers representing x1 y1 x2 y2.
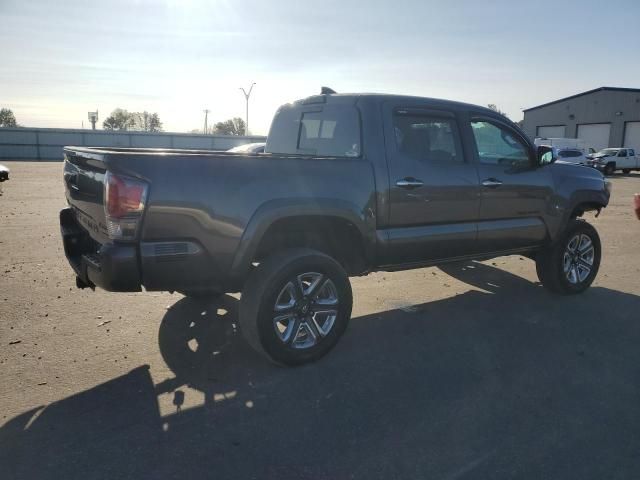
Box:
561 150 582 158
392 113 463 163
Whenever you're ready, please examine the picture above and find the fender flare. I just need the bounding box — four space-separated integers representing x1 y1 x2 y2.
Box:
550 189 609 243
229 198 376 282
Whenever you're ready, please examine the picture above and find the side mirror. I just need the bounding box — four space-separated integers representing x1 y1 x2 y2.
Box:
537 145 555 166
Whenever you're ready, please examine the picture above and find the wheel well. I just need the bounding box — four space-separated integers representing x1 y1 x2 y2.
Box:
570 202 604 219
254 216 368 275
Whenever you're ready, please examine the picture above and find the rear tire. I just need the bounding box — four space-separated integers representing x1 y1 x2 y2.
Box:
239 248 352 366
623 169 631 174
536 219 601 295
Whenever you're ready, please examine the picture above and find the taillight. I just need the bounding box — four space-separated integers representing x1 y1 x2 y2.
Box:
104 171 149 241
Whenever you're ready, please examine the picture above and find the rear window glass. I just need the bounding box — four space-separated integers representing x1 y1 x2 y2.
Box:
559 150 581 158
266 104 361 157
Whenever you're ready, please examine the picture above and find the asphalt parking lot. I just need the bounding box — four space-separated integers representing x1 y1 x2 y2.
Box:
1 161 640 479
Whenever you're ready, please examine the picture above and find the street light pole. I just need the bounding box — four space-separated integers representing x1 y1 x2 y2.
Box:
239 82 255 135
203 109 210 135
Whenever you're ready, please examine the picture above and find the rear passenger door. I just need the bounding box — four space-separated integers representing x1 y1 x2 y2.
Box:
616 149 632 169
628 148 640 168
380 104 481 265
467 116 553 253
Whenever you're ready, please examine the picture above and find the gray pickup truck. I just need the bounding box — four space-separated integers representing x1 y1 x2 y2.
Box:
61 91 611 365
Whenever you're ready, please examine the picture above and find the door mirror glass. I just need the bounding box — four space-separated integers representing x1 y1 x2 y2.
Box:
537 146 555 165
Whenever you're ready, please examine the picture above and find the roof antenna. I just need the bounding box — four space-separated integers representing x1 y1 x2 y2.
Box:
321 86 336 95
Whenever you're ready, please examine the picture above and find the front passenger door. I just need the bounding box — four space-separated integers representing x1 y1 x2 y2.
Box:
469 118 554 253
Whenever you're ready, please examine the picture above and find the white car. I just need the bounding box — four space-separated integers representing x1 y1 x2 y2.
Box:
554 148 588 166
227 142 265 154
587 148 639 175
535 137 595 155
0 163 9 195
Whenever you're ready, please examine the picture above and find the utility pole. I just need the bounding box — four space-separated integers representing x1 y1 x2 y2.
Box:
239 82 255 135
203 109 210 134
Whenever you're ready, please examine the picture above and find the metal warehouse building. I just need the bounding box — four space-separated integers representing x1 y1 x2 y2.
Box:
522 87 640 152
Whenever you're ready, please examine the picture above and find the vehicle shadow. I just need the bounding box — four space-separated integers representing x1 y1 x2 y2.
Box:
3 262 640 479
609 172 639 179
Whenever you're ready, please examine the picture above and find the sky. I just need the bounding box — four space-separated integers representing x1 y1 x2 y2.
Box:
1 0 639 135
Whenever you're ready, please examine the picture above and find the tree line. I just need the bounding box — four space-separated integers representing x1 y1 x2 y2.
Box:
0 108 18 127
0 107 249 135
103 110 248 135
103 109 163 132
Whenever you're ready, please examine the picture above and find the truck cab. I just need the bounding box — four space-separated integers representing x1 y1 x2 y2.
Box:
588 147 639 175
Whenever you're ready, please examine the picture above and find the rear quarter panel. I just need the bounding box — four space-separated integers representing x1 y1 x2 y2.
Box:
122 153 377 289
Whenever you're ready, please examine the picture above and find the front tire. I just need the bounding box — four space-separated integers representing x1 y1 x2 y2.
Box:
536 219 601 295
604 163 615 176
239 248 353 366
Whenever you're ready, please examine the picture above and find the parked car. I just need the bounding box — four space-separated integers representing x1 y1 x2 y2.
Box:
60 90 611 366
0 163 9 194
535 137 595 155
0 163 9 182
554 148 589 165
227 142 265 154
587 148 639 175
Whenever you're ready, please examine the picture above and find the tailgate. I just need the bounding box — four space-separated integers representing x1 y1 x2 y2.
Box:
63 149 110 244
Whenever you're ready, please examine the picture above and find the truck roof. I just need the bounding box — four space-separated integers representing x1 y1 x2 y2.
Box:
294 92 502 117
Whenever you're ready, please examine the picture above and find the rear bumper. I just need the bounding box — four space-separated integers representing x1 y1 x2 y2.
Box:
60 207 222 292
60 208 142 291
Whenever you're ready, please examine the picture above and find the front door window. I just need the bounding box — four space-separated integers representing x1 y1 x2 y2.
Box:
471 121 530 168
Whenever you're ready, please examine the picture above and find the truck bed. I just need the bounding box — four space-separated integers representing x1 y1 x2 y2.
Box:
61 146 376 293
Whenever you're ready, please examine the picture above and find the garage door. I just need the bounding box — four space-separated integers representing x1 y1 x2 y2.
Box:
537 125 566 138
624 122 640 152
577 123 611 151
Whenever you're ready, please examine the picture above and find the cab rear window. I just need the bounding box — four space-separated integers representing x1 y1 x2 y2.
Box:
266 104 361 157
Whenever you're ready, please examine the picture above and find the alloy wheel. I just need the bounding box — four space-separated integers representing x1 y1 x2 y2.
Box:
272 272 339 349
562 234 595 285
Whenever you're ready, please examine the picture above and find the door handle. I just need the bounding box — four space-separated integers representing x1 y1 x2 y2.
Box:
482 178 503 188
396 177 424 189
